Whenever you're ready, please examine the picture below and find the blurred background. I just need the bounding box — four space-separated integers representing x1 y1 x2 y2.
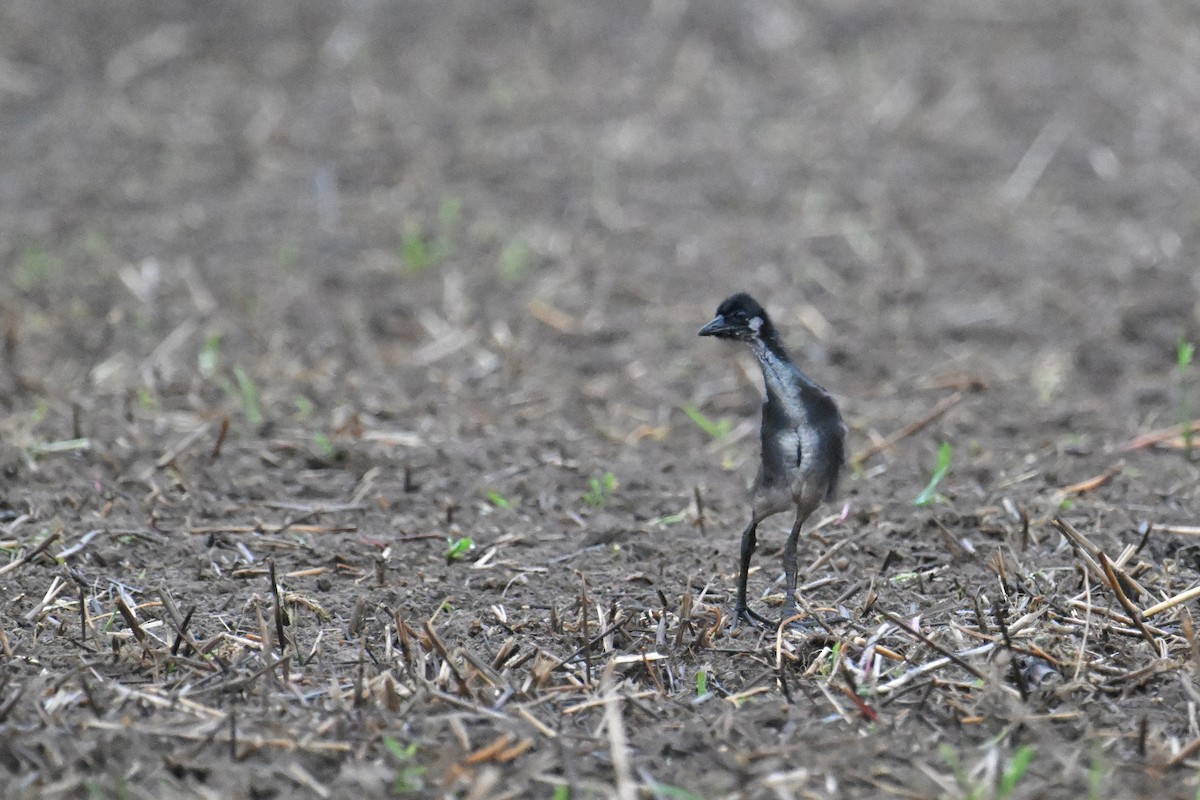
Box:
3 1 1197 424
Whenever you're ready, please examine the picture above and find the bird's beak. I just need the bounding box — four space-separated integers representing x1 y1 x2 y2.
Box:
698 315 733 337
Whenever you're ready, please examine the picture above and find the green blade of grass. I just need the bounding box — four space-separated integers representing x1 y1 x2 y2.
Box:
583 471 617 507
938 745 970 792
383 737 414 761
313 432 336 459
294 395 314 419
998 745 1035 798
1088 742 1105 800
445 536 474 561
914 441 953 506
648 784 704 800
382 737 426 794
401 227 432 272
1179 336 1195 456
233 364 264 427
499 234 531 282
681 404 730 439
486 490 512 510
198 333 221 377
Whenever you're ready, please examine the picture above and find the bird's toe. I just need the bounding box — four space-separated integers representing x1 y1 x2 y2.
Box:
731 605 773 630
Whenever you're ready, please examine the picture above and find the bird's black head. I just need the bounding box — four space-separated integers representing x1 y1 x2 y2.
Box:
698 293 771 342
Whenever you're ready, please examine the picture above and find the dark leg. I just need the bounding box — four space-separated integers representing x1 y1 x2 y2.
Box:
781 511 809 627
733 517 771 628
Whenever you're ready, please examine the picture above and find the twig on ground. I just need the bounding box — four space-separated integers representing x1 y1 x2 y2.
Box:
55 529 103 561
1123 420 1200 451
852 392 964 467
1143 583 1200 619
82 718 352 753
187 524 356 535
210 414 230 460
424 621 472 696
993 601 1028 701
1052 517 1148 598
156 422 212 468
602 666 637 800
24 576 68 622
553 615 628 673
1098 553 1158 649
1148 524 1200 538
1073 571 1092 683
879 612 989 684
0 530 62 577
1053 464 1121 501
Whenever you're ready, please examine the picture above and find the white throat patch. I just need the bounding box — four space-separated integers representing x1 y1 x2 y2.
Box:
748 316 763 333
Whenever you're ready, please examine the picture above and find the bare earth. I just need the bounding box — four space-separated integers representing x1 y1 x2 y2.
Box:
2 2 1200 798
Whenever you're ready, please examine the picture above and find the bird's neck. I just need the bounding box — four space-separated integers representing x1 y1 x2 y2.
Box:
749 326 802 406
751 320 787 360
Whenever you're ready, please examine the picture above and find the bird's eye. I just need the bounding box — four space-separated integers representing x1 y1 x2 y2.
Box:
730 310 748 323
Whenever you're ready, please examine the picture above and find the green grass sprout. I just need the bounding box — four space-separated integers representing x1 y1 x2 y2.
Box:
487 490 513 510
1179 335 1195 458
696 669 708 697
682 404 731 439
232 365 264 427
198 334 221 377
997 745 1035 798
914 441 953 506
294 395 314 419
276 242 299 269
500 233 531 282
30 398 49 424
401 225 435 272
583 472 617 507
382 737 426 794
400 196 460 272
312 432 336 459
821 640 842 678
1088 742 1105 800
939 744 1034 800
647 784 704 800
939 745 971 797
16 243 64 289
445 537 474 562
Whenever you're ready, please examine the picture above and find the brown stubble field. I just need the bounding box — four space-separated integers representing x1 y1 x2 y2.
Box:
2 2 1200 798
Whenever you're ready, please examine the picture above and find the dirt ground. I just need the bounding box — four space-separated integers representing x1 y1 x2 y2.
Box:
2 1 1200 798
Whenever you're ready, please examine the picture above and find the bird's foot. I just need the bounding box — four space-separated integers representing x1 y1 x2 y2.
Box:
730 604 773 630
782 605 852 633
780 605 812 632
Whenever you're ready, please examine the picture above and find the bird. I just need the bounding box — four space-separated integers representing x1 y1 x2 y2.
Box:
698 293 846 629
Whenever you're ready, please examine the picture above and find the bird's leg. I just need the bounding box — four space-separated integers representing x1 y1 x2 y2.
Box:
781 510 809 628
732 517 771 628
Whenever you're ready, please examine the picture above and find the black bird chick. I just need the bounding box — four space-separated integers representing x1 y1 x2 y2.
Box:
699 293 846 628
